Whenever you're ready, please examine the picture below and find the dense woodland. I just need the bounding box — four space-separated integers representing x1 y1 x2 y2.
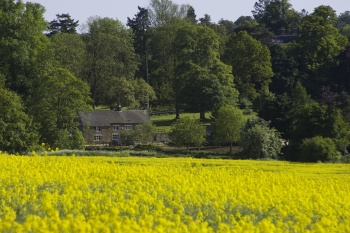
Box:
0 0 350 160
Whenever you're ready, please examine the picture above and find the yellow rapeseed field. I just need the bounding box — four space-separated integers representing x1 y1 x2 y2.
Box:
0 154 350 232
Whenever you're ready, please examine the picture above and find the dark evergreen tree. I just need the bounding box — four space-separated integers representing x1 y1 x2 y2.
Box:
199 14 212 26
218 19 236 33
127 6 151 83
185 6 197 24
47 14 79 37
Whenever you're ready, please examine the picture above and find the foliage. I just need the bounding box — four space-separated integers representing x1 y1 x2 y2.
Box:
148 0 189 27
0 0 52 97
211 105 245 153
81 16 138 108
54 129 86 150
173 23 238 119
292 102 350 148
293 5 348 93
127 6 151 83
223 31 273 100
47 13 79 37
300 136 341 162
252 0 302 35
138 122 156 144
170 117 206 149
0 86 38 152
50 33 86 79
120 130 140 146
29 68 91 145
240 123 282 159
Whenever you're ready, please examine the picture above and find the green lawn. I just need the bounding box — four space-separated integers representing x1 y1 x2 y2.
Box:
151 111 256 132
151 113 212 132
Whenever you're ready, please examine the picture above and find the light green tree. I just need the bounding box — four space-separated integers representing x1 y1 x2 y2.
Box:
0 83 39 152
170 117 206 149
50 33 86 79
223 31 273 100
29 68 91 146
138 122 156 144
212 105 245 154
81 17 138 108
240 122 282 159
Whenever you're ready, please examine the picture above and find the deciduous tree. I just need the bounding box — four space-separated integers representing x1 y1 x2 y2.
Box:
223 31 273 100
211 105 245 153
170 117 206 149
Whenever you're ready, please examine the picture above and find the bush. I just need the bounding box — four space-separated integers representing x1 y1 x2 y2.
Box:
134 144 162 152
299 136 341 162
240 124 282 159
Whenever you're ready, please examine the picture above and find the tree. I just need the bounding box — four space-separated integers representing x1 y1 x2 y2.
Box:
233 19 274 45
0 0 52 97
81 17 138 108
223 31 273 100
291 102 350 149
211 105 245 153
29 68 91 146
127 6 151 83
252 0 302 35
0 84 38 152
185 6 197 24
293 5 348 93
268 44 299 95
132 78 157 109
138 122 156 144
148 0 189 27
300 136 341 162
147 19 185 109
218 19 236 33
50 33 86 79
240 123 282 159
199 14 212 26
170 117 206 149
47 13 79 37
234 16 254 26
173 23 238 120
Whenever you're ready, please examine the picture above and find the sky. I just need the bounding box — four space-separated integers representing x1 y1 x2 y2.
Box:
34 0 348 27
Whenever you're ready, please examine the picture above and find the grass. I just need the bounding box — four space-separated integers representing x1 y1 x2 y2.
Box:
151 112 212 132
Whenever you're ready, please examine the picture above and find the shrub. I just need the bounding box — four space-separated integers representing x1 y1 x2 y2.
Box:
299 136 341 162
240 124 282 159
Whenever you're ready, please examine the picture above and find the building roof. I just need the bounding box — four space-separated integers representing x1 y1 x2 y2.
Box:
272 34 298 44
78 110 150 127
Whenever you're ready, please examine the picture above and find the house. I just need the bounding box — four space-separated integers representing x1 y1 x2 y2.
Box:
78 110 150 145
272 27 298 44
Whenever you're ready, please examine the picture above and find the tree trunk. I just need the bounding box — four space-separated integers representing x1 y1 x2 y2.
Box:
200 111 206 121
230 143 232 154
175 103 180 119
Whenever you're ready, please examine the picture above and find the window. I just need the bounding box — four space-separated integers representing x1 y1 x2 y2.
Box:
113 125 119 131
95 126 101 132
125 125 132 130
112 133 119 140
94 135 102 141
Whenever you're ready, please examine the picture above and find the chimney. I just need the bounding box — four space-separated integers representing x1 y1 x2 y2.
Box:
116 104 122 112
292 27 297 35
280 27 285 36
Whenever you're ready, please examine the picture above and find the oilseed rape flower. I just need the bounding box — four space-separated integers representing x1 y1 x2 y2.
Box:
0 154 349 232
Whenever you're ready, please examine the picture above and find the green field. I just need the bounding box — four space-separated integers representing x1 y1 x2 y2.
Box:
151 111 256 132
151 113 212 132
